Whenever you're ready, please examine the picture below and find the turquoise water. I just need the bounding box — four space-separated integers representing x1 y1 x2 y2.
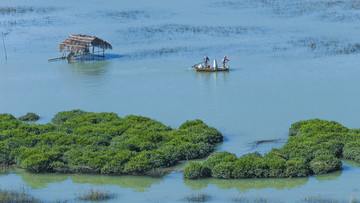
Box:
1 0 360 202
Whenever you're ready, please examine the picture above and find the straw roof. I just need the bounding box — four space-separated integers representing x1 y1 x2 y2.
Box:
58 34 112 54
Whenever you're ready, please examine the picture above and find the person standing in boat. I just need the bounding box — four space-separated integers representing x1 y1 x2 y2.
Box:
203 56 210 68
222 56 229 68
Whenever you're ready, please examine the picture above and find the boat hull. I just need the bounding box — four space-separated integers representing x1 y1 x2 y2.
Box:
195 66 229 72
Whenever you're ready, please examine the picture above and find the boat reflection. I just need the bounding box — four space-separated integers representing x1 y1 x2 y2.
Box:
195 69 230 83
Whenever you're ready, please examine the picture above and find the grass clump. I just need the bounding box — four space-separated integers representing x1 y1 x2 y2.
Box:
302 195 358 203
18 112 40 121
0 110 222 176
232 194 280 203
0 187 42 203
75 187 115 201
181 191 210 202
184 119 360 179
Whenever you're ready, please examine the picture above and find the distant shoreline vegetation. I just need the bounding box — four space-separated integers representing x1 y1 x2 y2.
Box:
184 119 360 179
0 110 223 176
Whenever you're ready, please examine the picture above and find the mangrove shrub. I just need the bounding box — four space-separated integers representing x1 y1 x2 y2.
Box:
0 110 223 176
183 162 210 179
184 119 359 179
310 155 342 175
18 113 40 121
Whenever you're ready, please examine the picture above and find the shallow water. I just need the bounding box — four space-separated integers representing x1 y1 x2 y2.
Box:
1 0 360 202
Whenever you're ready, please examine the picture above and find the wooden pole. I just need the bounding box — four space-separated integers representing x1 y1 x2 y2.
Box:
2 32 7 61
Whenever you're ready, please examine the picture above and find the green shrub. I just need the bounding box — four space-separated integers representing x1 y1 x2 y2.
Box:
240 151 262 158
21 153 52 172
101 150 135 175
343 140 360 162
310 155 342 175
18 113 40 121
212 162 233 179
124 154 152 174
183 162 211 179
50 161 71 173
149 150 171 168
232 156 266 178
51 109 88 124
179 119 205 129
289 119 348 137
204 151 237 169
0 114 20 132
190 119 355 179
285 157 309 177
0 141 9 165
264 157 287 178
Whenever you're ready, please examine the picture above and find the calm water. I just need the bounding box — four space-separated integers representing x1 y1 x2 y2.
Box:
1 0 360 202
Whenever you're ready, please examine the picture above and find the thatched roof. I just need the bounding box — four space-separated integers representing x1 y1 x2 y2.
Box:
58 34 112 54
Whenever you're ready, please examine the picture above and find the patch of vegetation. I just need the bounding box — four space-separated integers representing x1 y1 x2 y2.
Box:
75 187 115 201
51 109 87 124
310 155 342 175
232 194 281 203
18 112 40 121
181 191 210 202
184 119 360 179
219 0 360 22
0 110 222 176
183 162 211 179
0 7 34 15
289 37 360 56
125 24 266 38
102 10 150 20
301 195 358 203
0 187 42 203
0 7 56 15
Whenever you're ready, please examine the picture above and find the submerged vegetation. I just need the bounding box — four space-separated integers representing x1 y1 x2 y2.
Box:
0 7 56 15
219 0 360 21
290 37 360 56
0 186 115 202
0 187 42 203
232 194 281 203
123 24 267 39
0 110 222 175
181 191 211 202
184 119 360 179
75 187 115 201
301 195 358 203
102 10 150 20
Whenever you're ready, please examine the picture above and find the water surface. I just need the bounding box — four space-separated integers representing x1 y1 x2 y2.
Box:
1 0 360 202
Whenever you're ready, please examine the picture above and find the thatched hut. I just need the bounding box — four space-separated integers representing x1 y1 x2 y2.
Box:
58 34 112 60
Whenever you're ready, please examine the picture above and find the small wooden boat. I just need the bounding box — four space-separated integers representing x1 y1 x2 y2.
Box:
194 66 229 72
193 58 229 72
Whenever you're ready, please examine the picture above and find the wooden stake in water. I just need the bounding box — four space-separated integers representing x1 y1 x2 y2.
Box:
2 32 7 61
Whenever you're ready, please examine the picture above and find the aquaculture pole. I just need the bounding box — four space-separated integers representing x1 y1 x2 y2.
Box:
2 32 7 61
